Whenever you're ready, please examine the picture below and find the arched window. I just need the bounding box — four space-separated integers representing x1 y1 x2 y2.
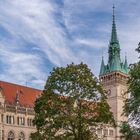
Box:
7 131 14 140
19 132 25 140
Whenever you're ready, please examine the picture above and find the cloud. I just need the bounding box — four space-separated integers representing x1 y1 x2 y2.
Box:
0 0 140 89
0 0 78 88
63 0 140 64
0 0 77 64
75 38 106 49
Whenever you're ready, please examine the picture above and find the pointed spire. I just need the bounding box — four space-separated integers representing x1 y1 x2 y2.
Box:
99 6 129 76
110 5 119 45
100 56 105 75
124 54 128 73
108 5 121 71
124 53 127 64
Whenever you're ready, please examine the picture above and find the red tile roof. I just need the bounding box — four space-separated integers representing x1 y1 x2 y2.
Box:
0 81 42 108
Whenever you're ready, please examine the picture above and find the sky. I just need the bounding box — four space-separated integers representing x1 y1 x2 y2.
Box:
0 0 140 89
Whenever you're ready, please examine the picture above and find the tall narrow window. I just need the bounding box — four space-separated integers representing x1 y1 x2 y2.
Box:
27 118 33 126
17 117 19 125
1 114 4 123
2 130 4 140
6 115 9 124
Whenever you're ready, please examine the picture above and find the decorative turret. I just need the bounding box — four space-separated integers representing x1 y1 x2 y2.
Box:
99 6 128 76
15 90 23 105
100 56 105 75
124 55 128 73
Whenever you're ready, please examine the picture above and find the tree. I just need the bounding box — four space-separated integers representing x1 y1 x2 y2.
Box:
121 43 140 139
31 63 114 140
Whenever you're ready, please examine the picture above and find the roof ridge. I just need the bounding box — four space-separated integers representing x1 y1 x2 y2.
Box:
0 80 42 91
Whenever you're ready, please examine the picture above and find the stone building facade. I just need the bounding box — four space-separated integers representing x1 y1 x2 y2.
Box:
0 81 41 140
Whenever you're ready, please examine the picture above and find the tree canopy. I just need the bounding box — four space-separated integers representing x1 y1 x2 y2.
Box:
31 63 114 140
121 43 140 139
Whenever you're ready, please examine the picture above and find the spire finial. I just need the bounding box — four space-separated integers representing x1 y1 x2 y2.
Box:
125 52 127 57
110 4 119 45
124 52 128 73
113 4 115 17
112 4 115 25
125 52 127 62
100 55 105 76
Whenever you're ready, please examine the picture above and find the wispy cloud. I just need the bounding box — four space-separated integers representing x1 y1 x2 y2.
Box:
63 0 140 68
0 0 140 89
0 0 78 88
75 38 106 49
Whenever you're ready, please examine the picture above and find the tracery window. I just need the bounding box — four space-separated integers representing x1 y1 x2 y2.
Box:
19 132 25 140
7 131 14 140
6 115 14 124
17 117 25 125
27 118 33 126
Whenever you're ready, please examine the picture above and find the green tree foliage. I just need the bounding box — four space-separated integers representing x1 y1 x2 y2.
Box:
31 63 114 140
121 43 140 139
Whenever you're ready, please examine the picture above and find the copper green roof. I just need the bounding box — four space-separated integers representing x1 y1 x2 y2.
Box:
100 56 105 75
99 6 128 76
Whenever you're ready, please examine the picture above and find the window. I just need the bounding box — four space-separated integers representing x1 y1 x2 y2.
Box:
19 132 25 140
1 114 3 123
104 129 108 136
6 116 14 124
6 115 9 123
17 117 25 125
2 130 4 140
109 129 114 136
7 131 14 140
27 118 33 126
97 128 102 135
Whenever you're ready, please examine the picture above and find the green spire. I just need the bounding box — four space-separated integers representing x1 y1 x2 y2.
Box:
108 5 121 69
99 5 129 76
124 55 128 73
110 5 119 45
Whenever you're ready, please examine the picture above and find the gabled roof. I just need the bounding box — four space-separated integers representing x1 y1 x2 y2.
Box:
0 81 42 108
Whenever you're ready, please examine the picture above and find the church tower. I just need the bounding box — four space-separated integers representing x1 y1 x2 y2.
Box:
99 6 129 140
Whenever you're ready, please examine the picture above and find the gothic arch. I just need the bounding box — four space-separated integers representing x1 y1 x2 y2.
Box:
7 130 15 140
18 131 25 140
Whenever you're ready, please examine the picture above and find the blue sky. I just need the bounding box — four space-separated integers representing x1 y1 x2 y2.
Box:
0 0 139 89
